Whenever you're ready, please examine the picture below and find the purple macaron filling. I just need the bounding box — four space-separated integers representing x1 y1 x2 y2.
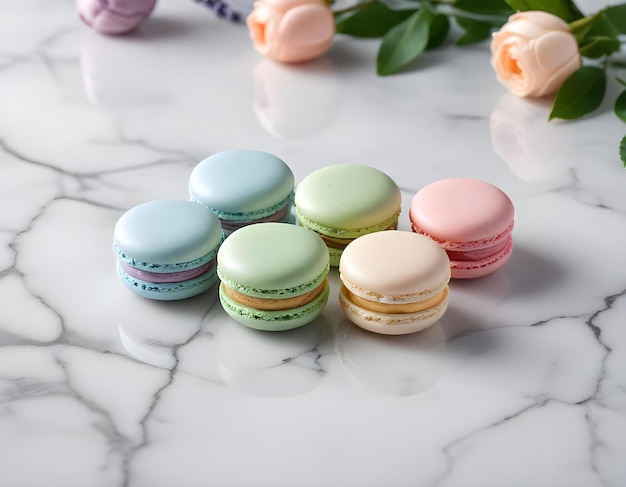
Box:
220 204 291 233
120 259 215 284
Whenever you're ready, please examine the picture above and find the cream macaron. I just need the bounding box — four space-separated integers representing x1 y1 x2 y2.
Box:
338 231 450 335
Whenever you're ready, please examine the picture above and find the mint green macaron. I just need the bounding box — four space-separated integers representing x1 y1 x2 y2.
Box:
217 223 330 331
294 164 401 266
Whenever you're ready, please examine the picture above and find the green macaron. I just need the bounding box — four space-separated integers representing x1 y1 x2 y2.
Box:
217 223 330 331
294 164 401 266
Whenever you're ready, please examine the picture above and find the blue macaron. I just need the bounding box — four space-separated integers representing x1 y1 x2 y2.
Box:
113 200 224 300
188 150 295 235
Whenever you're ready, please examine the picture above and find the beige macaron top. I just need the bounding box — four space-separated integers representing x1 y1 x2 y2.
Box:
339 231 450 305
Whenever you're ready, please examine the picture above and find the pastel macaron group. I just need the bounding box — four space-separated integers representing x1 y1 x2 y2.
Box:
112 150 515 337
113 200 224 300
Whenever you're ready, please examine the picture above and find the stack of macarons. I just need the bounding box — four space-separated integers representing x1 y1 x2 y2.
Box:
113 149 515 336
113 200 224 300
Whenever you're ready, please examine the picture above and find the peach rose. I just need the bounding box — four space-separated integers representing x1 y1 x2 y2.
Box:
491 11 581 98
246 0 334 63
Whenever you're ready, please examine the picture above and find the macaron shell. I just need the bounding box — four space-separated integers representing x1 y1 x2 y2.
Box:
219 280 330 331
294 165 401 236
189 150 294 220
339 287 449 335
217 223 329 298
117 262 219 300
339 231 450 303
114 200 223 265
409 178 514 244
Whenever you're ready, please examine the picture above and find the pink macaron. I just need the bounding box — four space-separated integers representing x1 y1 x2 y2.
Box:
409 178 514 279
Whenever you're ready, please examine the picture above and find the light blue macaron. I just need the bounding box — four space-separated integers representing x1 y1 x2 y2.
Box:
113 200 224 300
188 150 295 234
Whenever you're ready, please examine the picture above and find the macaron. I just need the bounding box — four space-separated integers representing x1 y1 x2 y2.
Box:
409 178 514 279
217 223 330 331
113 200 224 300
339 231 450 335
189 150 295 235
294 164 401 266
77 0 157 35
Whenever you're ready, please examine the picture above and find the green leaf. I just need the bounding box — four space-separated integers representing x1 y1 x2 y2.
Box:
377 8 432 76
569 13 601 43
614 90 626 123
454 0 513 16
549 66 606 121
427 14 450 50
616 76 626 87
586 11 621 39
604 4 626 34
579 36 621 58
334 3 415 38
455 17 495 46
620 135 626 167
505 0 583 22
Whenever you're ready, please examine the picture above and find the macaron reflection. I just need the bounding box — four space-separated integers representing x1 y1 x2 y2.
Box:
252 58 341 138
336 319 446 396
216 315 330 397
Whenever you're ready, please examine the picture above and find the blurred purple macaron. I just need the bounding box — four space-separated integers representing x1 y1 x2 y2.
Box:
77 0 157 35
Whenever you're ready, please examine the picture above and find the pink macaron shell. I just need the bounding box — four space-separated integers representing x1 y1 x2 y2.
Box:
410 178 514 245
77 0 157 35
410 178 514 278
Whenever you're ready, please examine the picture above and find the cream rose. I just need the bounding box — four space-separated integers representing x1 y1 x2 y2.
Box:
491 11 581 98
246 0 335 63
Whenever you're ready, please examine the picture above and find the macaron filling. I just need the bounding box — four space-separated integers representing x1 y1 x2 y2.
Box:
192 191 294 223
221 279 327 311
217 263 329 299
219 202 291 233
219 280 330 325
119 260 215 284
411 221 514 265
340 284 448 314
295 207 400 241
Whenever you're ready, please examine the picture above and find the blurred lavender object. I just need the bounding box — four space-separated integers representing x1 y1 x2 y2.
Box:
77 0 157 35
194 0 255 22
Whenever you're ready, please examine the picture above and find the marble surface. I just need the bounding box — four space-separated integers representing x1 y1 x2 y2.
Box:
1 1 626 486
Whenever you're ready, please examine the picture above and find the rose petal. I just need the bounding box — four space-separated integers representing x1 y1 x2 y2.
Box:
535 54 581 97
278 4 334 46
507 11 569 33
534 31 579 70
499 19 549 40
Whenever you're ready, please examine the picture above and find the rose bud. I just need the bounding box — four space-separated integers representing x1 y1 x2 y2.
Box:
246 0 335 63
491 11 581 98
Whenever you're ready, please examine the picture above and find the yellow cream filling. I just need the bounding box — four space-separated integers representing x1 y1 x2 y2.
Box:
223 280 327 311
340 284 448 314
320 222 398 250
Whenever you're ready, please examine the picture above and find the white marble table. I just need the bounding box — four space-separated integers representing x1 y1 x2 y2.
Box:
2 1 626 486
